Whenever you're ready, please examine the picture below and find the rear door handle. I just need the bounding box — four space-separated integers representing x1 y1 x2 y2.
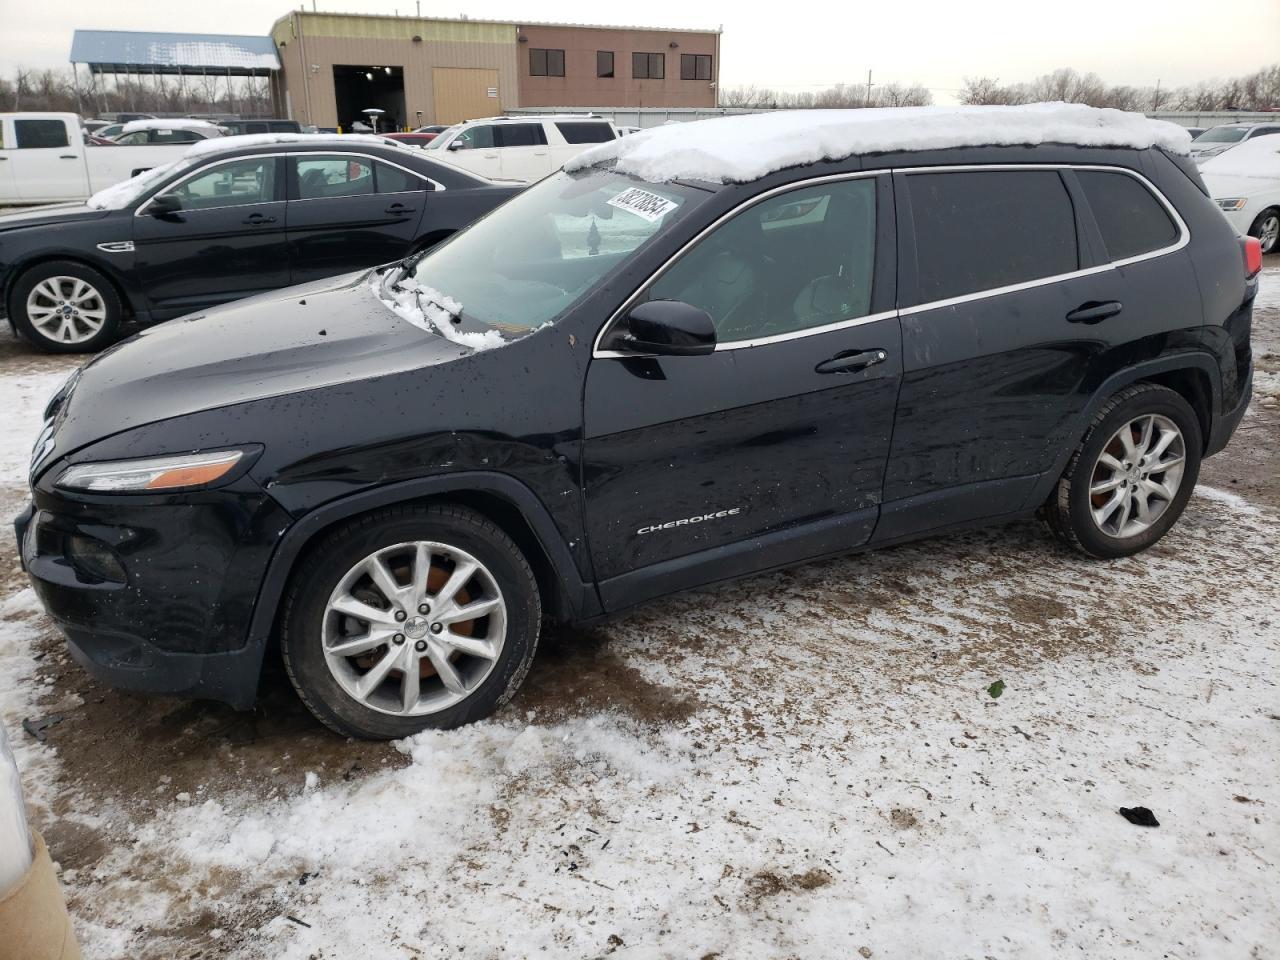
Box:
60 154 77 159
1066 300 1122 324
242 213 277 225
385 203 416 215
815 349 888 375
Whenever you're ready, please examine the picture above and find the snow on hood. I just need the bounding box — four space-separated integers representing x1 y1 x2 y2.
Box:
1198 136 1280 180
565 103 1193 184
370 272 505 352
120 118 222 135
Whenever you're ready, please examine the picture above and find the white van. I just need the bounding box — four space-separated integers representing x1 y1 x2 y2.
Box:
426 115 616 182
0 113 190 204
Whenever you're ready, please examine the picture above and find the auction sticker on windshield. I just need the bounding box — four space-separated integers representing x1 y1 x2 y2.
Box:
607 187 679 222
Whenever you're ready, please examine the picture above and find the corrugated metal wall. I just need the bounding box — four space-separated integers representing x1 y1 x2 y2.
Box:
272 13 517 129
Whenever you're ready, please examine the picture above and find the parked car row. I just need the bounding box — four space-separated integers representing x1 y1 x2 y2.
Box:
11 105 1259 739
1 135 520 350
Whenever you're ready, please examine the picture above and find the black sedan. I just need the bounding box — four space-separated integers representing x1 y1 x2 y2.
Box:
0 136 521 352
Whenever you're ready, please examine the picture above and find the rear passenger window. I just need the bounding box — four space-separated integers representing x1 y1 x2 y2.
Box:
297 156 374 199
376 162 422 194
908 170 1077 304
498 124 548 148
14 119 69 149
1076 170 1179 262
556 122 616 144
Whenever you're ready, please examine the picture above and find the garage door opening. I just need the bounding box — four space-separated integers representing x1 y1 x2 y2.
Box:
333 64 406 132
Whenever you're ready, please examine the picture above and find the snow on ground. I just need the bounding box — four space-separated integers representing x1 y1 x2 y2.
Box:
567 103 1192 183
0 371 70 482
0 266 1277 958
62 487 1280 959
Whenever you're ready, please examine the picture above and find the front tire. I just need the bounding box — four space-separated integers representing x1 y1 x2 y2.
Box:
1249 207 1279 255
280 504 541 739
1044 384 1202 559
9 260 123 353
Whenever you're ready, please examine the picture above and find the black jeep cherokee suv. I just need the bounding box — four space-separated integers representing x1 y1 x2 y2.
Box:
16 108 1258 739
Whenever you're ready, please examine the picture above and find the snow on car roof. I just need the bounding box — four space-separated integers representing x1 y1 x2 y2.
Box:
184 132 395 157
120 118 223 135
565 103 1193 184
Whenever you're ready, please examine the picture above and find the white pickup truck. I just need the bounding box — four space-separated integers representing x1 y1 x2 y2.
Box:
0 113 190 205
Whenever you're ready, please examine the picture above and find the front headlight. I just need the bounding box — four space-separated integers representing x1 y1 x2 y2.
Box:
1215 198 1248 212
56 450 244 493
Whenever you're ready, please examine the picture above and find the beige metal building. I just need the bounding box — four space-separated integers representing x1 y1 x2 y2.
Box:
270 11 719 130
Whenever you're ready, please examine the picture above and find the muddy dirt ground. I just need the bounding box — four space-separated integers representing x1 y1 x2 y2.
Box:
1 259 1277 958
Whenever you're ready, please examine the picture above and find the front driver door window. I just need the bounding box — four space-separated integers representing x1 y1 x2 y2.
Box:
447 125 501 179
582 175 903 610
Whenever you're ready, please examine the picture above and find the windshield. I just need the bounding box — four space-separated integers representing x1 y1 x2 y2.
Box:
424 125 460 149
406 169 707 333
1194 126 1249 144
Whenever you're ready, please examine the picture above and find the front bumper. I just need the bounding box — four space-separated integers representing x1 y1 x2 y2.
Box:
15 476 291 709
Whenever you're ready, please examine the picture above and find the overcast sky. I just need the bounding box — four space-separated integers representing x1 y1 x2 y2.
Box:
2 0 1277 103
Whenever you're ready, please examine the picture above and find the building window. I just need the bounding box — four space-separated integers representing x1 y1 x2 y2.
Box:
597 50 614 78
632 52 665 80
680 54 713 81
529 48 565 77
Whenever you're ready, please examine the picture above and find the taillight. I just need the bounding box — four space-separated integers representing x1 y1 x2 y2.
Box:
1245 236 1262 278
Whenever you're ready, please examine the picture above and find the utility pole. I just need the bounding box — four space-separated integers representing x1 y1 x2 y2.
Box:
1152 78 1162 112
865 69 874 107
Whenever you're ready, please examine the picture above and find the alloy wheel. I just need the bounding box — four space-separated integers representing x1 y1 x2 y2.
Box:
1088 414 1186 539
1257 213 1279 254
26 276 108 345
322 540 507 716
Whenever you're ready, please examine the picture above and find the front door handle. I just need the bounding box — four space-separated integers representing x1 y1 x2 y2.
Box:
385 203 416 215
60 154 77 159
815 349 888 375
242 213 277 225
1066 300 1123 324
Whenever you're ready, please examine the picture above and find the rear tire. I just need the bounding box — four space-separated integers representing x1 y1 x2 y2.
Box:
9 260 123 353
280 504 541 739
1044 384 1201 559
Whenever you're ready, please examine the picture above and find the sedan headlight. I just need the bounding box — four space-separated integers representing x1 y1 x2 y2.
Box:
1215 198 1248 212
56 450 244 493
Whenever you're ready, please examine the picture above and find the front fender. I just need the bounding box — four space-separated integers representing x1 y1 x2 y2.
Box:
246 470 601 645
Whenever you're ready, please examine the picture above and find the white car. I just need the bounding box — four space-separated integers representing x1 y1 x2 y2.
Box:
0 112 193 204
1200 136 1280 255
111 118 225 145
1189 122 1280 164
426 115 617 182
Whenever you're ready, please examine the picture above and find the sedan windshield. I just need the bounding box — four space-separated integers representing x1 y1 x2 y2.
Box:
1194 126 1249 144
407 170 707 333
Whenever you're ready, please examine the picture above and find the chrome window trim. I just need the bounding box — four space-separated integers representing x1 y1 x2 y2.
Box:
134 149 441 216
290 151 441 196
593 162 1190 358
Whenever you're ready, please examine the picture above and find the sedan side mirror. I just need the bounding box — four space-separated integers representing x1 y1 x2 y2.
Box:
611 300 717 357
149 193 182 216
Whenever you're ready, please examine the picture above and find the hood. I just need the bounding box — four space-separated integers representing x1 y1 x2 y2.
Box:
53 269 475 457
1201 171 1280 199
0 203 112 232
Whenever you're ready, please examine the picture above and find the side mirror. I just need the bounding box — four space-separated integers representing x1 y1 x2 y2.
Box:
447 140 464 151
612 300 717 357
149 193 182 216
